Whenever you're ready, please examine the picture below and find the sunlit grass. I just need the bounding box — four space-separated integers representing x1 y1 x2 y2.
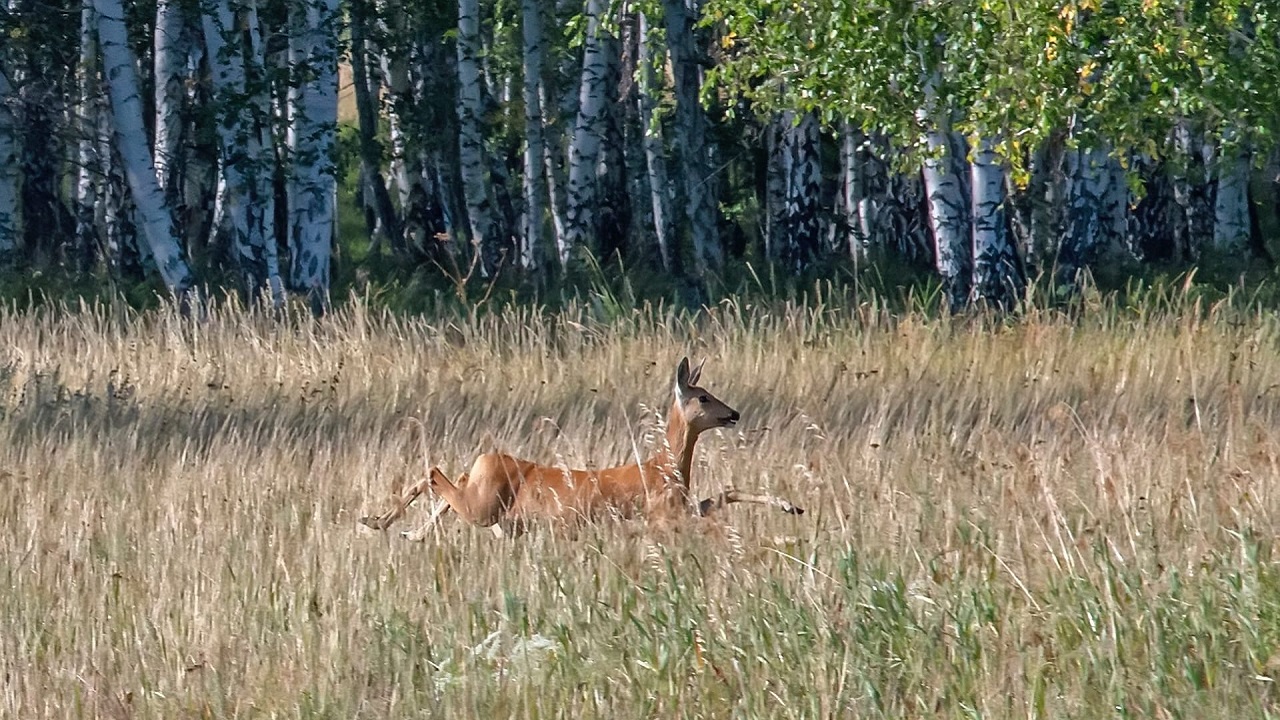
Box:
3 294 1280 718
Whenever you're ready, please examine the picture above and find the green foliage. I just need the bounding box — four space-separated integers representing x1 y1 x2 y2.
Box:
706 0 1280 168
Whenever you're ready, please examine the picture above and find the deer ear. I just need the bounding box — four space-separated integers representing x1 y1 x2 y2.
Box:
688 358 705 387
674 357 691 403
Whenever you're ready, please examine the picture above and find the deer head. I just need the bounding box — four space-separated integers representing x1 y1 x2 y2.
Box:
673 357 740 434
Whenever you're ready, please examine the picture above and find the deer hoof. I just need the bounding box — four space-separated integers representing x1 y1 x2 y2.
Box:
359 516 390 530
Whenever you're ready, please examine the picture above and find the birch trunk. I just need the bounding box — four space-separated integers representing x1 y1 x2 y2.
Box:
662 0 720 273
73 0 101 270
286 0 339 312
561 0 609 266
1172 121 1215 261
154 0 188 205
637 12 672 270
1213 134 1252 255
377 0 423 211
840 125 864 262
520 0 549 269
969 137 1021 307
201 0 284 305
922 129 971 309
1058 138 1128 288
349 0 401 254
0 57 21 257
99 66 139 277
96 0 195 297
780 111 821 273
765 118 785 263
456 0 497 272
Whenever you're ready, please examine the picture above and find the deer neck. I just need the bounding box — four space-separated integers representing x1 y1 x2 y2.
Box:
653 398 699 491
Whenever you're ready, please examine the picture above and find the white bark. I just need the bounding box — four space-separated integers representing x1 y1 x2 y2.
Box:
377 0 424 211
74 0 101 267
456 0 495 269
350 0 401 254
782 111 821 272
970 137 1020 307
0 65 20 256
96 0 194 296
922 129 970 308
840 125 863 261
1213 133 1252 255
286 0 339 311
520 0 549 269
1059 141 1126 286
765 119 785 262
662 0 720 273
1172 120 1215 260
154 0 189 200
561 0 609 266
201 0 284 304
637 12 672 271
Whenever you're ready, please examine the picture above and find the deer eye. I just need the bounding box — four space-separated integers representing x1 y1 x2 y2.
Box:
698 395 710 403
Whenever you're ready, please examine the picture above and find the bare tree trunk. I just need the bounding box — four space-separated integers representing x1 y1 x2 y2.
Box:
97 0 195 299
1172 120 1215 261
777 111 821 273
970 137 1022 307
1213 130 1252 256
662 0 720 273
922 128 971 309
0 51 22 258
200 0 284 305
285 0 340 313
154 0 189 207
456 0 498 274
636 12 672 271
72 0 102 271
520 0 549 269
349 0 402 255
561 0 610 267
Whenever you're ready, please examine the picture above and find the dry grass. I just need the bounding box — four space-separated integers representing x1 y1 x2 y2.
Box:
4 296 1280 718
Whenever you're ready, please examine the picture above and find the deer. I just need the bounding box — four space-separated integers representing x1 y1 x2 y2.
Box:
360 357 804 540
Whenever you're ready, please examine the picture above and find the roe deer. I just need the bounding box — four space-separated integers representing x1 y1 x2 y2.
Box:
361 357 803 540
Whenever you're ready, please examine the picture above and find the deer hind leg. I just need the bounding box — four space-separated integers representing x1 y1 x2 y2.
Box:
360 470 440 530
697 488 805 517
400 496 454 542
427 457 518 528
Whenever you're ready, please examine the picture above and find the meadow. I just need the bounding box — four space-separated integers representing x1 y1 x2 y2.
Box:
4 290 1280 718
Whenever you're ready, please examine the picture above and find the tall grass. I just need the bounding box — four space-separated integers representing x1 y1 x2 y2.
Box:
3 294 1280 718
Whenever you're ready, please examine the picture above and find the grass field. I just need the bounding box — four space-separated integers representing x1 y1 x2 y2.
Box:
4 293 1280 718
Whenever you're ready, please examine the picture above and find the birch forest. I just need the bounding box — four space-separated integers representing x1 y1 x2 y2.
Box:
1 0 1278 311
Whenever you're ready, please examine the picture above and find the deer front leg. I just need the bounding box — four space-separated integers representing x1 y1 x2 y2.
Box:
360 470 440 530
697 488 805 517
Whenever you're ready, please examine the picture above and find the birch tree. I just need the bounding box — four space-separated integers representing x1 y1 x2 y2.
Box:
201 0 285 305
96 0 195 298
520 0 550 269
154 0 191 207
73 0 102 271
456 0 498 272
561 0 610 266
349 0 402 255
661 0 720 273
1213 135 1252 255
777 111 821 273
970 137 1022 307
0 68 18 258
286 0 340 312
636 11 673 270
